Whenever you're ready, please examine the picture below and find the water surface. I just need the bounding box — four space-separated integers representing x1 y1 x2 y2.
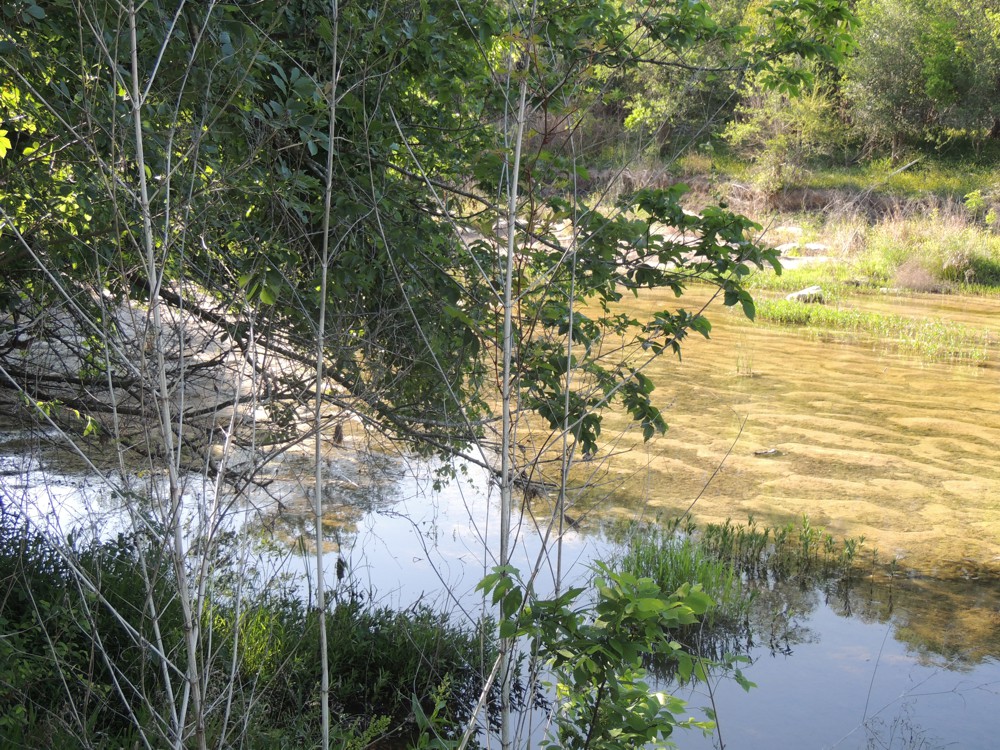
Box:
590 287 1000 576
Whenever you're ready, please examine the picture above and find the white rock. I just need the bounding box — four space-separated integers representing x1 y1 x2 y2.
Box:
785 285 824 304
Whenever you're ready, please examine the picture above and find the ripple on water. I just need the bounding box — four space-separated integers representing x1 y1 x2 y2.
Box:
594 286 1000 574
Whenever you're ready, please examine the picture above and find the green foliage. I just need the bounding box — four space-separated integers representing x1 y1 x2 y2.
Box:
0 511 181 746
610 522 749 629
0 0 508 449
725 65 851 193
478 564 717 750
0 512 495 747
619 0 857 159
844 0 1000 154
214 596 495 746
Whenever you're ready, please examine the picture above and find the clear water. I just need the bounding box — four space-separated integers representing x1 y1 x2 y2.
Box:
4 287 1000 748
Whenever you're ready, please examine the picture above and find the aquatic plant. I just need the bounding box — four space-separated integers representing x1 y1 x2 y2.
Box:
609 522 749 629
755 298 992 362
702 515 866 574
611 515 870 597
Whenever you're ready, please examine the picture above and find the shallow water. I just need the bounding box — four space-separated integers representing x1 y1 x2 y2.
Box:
304 460 1000 750
4 285 1000 748
4 432 998 748
679 593 1000 750
590 286 1000 576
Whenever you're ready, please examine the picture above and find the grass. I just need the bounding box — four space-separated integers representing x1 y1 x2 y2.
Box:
755 298 992 363
803 157 1000 200
610 520 749 629
748 264 860 298
699 515 868 579
608 515 871 631
0 513 497 749
743 192 1000 316
859 212 1000 289
700 142 1000 300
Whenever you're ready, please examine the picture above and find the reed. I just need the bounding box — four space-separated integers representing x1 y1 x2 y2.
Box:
755 298 992 363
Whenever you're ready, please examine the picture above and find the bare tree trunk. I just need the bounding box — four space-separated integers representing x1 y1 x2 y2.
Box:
499 8 533 747
127 4 207 747
313 3 341 748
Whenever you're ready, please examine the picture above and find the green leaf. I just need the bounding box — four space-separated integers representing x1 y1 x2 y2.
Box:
498 619 518 639
690 315 712 338
501 588 523 620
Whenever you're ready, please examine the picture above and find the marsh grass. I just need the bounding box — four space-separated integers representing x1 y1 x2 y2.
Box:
755 298 992 362
609 515 870 632
747 264 858 298
860 212 1000 289
699 515 868 580
612 520 749 629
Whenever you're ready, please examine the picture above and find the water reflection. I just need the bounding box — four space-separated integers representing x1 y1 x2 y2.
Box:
2 407 998 747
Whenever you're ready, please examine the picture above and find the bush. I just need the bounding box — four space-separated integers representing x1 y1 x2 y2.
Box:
0 509 497 748
0 508 179 746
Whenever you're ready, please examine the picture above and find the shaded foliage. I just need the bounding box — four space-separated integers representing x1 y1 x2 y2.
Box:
0 506 496 748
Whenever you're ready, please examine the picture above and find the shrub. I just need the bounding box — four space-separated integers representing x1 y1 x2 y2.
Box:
0 509 497 748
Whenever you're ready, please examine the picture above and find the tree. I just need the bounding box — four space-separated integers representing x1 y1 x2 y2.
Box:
725 62 850 193
0 0 856 747
844 0 1000 157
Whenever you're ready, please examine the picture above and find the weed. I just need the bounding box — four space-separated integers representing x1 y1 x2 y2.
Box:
609 524 748 629
755 299 992 363
0 509 497 748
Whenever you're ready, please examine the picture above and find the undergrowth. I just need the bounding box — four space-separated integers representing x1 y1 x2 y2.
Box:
0 510 496 749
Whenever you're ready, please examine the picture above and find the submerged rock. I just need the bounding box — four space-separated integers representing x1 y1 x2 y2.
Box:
754 448 781 457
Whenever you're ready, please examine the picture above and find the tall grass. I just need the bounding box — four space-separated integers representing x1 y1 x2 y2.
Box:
611 521 748 629
0 512 496 748
755 298 992 362
859 211 1000 289
700 515 867 579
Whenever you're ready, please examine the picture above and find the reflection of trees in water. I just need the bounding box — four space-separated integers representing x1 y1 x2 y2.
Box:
828 572 1000 668
742 568 1000 670
249 450 406 553
0 424 411 561
646 563 1000 688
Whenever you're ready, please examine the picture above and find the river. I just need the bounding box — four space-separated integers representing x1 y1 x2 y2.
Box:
3 286 999 748
590 286 1000 577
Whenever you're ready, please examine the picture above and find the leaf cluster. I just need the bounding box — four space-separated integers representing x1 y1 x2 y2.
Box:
478 563 716 750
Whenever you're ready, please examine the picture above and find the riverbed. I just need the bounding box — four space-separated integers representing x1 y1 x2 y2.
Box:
587 286 1000 577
